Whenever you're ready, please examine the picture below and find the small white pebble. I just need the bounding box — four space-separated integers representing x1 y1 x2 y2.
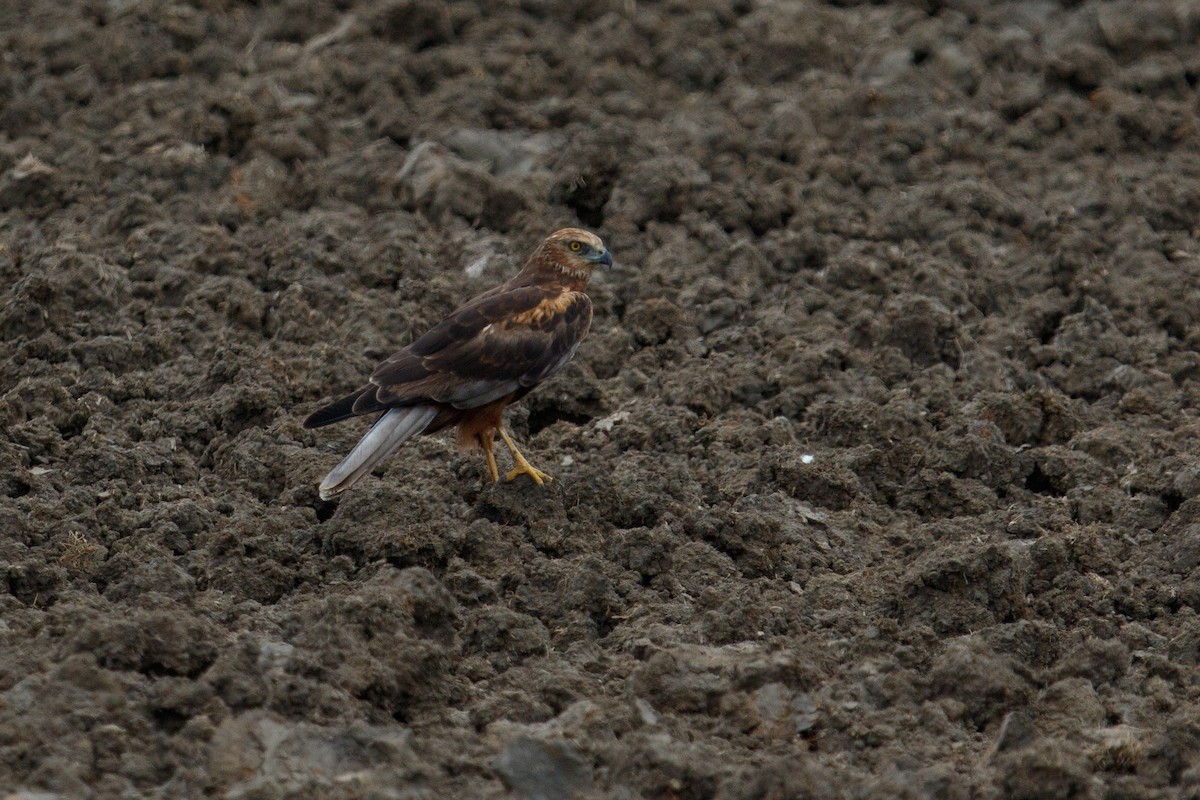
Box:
595 410 631 432
560 455 574 466
635 698 659 725
13 153 55 178
801 454 815 464
464 255 490 278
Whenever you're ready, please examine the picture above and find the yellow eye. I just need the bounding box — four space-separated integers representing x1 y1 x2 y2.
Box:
568 241 582 252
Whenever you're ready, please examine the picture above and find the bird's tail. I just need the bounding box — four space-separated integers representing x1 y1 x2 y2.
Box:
318 406 438 500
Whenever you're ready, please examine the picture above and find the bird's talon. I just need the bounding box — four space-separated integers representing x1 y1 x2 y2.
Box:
505 465 553 485
497 426 553 486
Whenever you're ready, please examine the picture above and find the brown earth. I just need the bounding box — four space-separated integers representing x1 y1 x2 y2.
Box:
3 1 1200 797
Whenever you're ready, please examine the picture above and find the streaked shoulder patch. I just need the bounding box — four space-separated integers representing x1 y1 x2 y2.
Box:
507 291 584 329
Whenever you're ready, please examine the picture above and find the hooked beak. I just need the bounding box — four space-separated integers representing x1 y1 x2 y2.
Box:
592 249 613 268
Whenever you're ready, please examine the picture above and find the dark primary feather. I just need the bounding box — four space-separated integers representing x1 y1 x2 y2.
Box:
303 387 370 428
303 284 592 429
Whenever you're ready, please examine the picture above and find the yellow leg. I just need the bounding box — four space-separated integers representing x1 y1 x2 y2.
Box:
480 434 499 483
497 426 553 485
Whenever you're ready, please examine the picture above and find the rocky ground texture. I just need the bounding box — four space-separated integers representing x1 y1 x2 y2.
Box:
3 0 1200 797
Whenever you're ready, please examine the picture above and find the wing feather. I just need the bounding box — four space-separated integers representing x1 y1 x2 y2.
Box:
309 285 592 422
369 286 591 410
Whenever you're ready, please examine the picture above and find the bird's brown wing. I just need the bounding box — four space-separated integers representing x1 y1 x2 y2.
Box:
305 286 540 428
346 285 591 417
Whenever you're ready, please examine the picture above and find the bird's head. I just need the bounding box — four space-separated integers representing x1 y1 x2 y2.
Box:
533 228 612 286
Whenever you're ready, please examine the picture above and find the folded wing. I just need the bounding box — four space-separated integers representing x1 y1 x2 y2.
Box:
304 285 592 429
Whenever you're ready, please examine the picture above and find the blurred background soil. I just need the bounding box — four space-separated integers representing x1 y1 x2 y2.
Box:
3 0 1200 797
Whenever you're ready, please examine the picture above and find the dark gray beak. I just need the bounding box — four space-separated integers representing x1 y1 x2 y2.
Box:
593 250 613 268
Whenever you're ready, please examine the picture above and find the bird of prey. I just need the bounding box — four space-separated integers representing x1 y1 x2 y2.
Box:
305 228 610 500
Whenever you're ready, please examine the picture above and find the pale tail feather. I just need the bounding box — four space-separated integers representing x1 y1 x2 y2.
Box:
318 406 438 500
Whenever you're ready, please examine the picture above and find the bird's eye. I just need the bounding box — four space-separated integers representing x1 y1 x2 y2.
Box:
568 241 582 252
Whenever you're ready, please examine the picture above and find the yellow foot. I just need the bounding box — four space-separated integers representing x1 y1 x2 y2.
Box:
505 462 554 485
497 425 553 486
